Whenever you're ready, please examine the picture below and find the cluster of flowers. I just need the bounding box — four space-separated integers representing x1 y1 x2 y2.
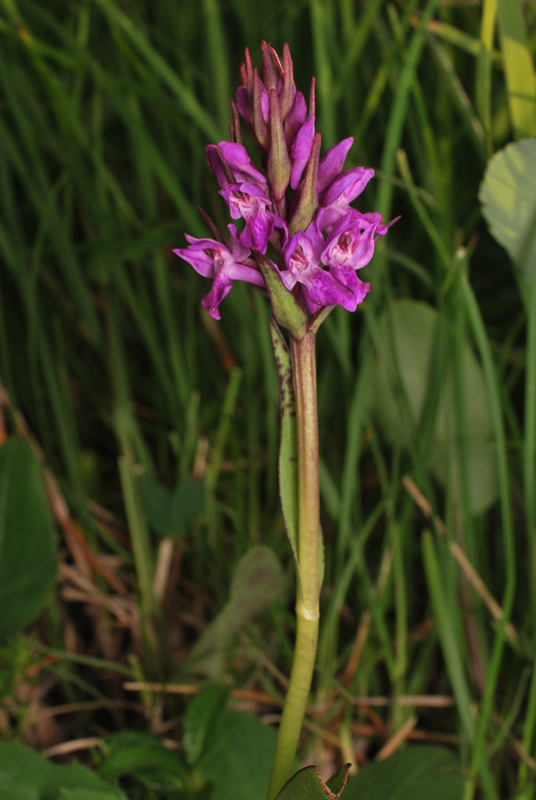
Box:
174 43 391 321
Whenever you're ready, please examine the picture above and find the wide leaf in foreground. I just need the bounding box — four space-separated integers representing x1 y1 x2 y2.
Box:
275 764 350 800
0 438 57 640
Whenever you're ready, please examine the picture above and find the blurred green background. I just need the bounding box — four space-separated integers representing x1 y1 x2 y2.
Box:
1 0 536 797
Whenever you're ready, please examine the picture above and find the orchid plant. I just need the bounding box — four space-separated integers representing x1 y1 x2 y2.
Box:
174 43 394 800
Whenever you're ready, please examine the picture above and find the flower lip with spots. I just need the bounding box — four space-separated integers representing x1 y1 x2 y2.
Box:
281 223 369 314
321 210 389 271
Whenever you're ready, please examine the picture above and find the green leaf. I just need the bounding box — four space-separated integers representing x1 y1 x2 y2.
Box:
99 744 186 784
276 764 350 800
0 742 125 800
139 475 205 538
183 685 229 766
369 300 499 514
343 746 465 800
200 711 277 800
479 138 536 294
497 0 536 140
269 320 299 573
422 533 475 740
187 546 285 680
0 439 57 640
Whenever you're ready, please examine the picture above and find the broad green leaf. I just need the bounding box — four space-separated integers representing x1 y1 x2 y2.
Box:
0 742 125 799
139 475 205 538
276 764 350 800
183 685 229 766
200 711 277 800
369 301 498 514
188 546 285 680
0 439 57 640
269 319 299 572
343 746 464 799
479 138 536 293
99 744 186 783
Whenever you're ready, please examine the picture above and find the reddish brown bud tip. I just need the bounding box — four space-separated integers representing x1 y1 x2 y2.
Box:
279 43 296 121
230 99 243 145
309 77 316 118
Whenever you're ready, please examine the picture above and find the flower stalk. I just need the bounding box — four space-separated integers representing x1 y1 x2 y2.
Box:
267 330 320 800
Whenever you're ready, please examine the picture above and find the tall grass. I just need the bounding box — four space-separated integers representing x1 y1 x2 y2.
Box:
0 0 535 796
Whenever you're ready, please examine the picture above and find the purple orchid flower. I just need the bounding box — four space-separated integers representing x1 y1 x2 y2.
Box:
321 209 389 271
318 166 375 231
175 44 393 321
282 223 368 313
219 181 278 253
173 227 265 320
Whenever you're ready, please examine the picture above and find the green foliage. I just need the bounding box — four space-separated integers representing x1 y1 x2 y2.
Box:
140 475 206 539
0 741 126 800
369 299 499 514
200 711 277 800
188 546 285 680
183 686 229 766
0 439 56 641
479 138 536 296
0 0 535 797
344 747 464 800
275 764 350 800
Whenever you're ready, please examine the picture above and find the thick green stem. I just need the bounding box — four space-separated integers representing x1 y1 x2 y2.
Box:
267 332 320 800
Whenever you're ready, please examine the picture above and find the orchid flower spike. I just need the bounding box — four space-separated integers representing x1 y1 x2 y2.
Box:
174 43 396 326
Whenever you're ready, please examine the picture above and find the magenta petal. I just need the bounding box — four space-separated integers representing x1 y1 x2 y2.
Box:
301 265 355 309
258 78 270 122
317 137 353 192
318 167 375 230
329 267 370 310
217 141 266 183
236 86 251 124
206 145 228 188
201 272 233 320
281 270 297 292
173 237 222 277
239 212 274 253
228 224 250 262
322 167 374 207
284 91 307 147
227 261 266 287
290 115 315 189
